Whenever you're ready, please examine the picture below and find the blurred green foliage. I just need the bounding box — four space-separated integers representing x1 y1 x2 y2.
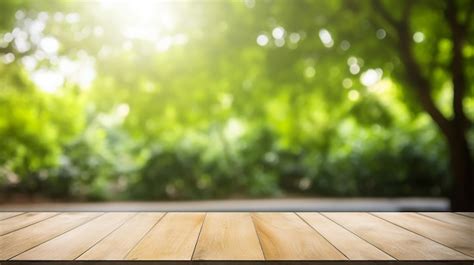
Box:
0 0 472 201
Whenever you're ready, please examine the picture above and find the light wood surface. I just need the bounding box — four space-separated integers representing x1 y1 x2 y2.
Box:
457 212 474 218
252 212 346 260
78 212 165 260
298 212 394 260
0 212 58 236
373 212 474 257
324 212 471 260
0 212 100 260
419 212 474 230
0 211 472 262
193 212 264 260
0 212 24 221
14 212 133 260
126 212 205 260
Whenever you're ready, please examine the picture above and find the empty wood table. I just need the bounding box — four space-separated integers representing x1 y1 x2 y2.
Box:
0 212 472 264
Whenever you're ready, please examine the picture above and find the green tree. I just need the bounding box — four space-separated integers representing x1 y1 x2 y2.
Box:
251 0 473 210
368 0 473 210
0 0 472 209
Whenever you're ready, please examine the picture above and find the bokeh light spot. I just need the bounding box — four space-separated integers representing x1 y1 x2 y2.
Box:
348 89 360 101
413 32 425 43
272 26 285 39
256 34 269 46
376 29 386 39
319 28 334 48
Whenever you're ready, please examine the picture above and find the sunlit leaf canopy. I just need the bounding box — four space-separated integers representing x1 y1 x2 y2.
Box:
0 0 472 200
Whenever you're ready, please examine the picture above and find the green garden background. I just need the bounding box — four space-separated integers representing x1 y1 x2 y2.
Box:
0 0 473 209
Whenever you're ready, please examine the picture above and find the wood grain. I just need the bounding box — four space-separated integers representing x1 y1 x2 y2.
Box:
126 212 205 260
373 212 474 257
0 212 58 236
324 212 471 260
456 212 474 218
0 212 100 260
193 212 264 260
2 211 473 261
77 212 165 260
0 212 24 221
419 212 474 230
14 212 133 260
252 212 346 260
298 212 394 260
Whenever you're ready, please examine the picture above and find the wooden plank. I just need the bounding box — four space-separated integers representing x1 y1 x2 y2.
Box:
126 212 205 260
298 212 394 260
419 212 474 230
324 212 471 260
252 212 346 260
0 212 100 260
456 212 474 218
373 212 474 257
0 212 24 221
14 212 133 260
77 212 165 260
0 212 58 236
193 212 264 260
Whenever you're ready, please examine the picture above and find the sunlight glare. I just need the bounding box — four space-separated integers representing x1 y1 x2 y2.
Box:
100 0 181 50
2 53 15 64
225 118 245 140
32 69 64 93
40 36 59 54
116 103 130 119
368 79 391 94
21 55 37 70
360 68 382 87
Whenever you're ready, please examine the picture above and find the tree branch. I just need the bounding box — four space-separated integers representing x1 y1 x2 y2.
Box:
401 1 413 21
371 0 400 27
427 38 442 79
445 0 470 128
373 0 452 136
398 29 452 136
464 0 474 28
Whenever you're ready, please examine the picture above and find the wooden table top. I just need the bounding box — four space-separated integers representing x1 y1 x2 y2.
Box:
0 212 472 263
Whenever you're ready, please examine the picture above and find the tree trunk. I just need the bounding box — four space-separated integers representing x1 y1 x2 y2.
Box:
373 0 473 210
446 124 474 211
443 0 473 211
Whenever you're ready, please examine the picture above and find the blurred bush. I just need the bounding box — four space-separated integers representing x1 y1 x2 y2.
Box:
1 0 472 201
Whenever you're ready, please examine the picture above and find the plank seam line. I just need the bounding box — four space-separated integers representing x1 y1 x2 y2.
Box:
295 212 349 260
190 212 207 260
417 212 472 228
320 213 398 261
8 212 106 260
0 212 25 221
417 212 446 224
74 212 138 260
0 212 61 237
249 213 267 261
454 212 474 219
122 212 168 260
368 212 474 259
